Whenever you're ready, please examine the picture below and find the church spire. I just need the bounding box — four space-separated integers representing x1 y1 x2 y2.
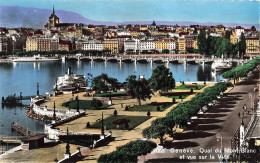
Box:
53 5 55 15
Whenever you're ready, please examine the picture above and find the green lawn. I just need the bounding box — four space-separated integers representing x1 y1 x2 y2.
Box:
94 92 128 97
174 84 205 90
90 115 151 130
62 100 109 110
128 103 173 112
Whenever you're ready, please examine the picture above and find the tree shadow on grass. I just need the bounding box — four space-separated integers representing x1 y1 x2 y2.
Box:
173 131 214 140
163 141 199 149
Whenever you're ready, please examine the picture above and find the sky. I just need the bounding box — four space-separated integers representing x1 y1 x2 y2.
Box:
0 0 259 25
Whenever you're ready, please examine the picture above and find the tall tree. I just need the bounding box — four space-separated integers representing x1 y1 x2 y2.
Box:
224 31 231 40
251 26 256 31
125 75 153 106
239 32 246 56
150 65 175 92
198 29 207 55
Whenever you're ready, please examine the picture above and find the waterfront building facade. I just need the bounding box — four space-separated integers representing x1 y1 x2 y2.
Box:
82 40 103 51
103 39 119 54
178 38 186 53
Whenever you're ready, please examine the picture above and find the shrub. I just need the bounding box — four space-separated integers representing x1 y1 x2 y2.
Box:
113 110 118 116
125 105 129 111
157 105 160 111
172 98 176 103
190 88 193 93
147 111 151 117
98 140 156 163
86 122 90 128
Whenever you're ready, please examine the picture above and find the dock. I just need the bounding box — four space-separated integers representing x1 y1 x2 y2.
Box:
11 123 36 136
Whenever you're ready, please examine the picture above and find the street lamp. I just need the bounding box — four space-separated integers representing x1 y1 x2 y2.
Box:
216 134 224 161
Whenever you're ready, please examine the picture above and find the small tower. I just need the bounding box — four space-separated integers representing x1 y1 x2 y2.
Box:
240 118 245 146
64 127 71 159
53 101 56 121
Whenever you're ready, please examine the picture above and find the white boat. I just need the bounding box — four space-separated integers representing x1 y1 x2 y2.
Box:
53 67 87 93
13 54 60 62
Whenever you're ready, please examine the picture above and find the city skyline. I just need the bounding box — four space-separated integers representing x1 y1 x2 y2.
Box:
0 0 258 26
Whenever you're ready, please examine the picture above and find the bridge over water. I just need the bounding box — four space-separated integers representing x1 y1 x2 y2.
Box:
64 55 249 65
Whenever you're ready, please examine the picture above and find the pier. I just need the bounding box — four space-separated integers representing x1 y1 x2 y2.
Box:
11 123 36 136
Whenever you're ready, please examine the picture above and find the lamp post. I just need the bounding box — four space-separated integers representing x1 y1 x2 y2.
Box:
216 134 224 162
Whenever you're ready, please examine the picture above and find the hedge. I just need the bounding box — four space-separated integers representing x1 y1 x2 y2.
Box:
98 140 157 162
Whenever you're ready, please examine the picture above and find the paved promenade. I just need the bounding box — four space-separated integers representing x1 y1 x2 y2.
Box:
142 67 260 162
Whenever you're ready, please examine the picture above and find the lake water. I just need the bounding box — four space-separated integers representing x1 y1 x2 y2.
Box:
0 60 222 136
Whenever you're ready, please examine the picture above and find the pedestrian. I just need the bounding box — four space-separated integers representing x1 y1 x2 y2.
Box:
238 112 240 118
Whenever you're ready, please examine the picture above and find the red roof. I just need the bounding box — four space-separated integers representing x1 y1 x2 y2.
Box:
68 29 76 32
108 26 117 29
179 32 189 36
50 30 58 33
235 26 244 29
55 23 75 27
88 25 96 28
129 27 140 31
44 24 48 27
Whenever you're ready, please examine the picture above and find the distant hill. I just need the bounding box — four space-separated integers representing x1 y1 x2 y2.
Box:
0 6 258 29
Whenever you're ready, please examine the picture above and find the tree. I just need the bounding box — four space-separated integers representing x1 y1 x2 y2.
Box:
251 26 256 31
152 21 156 26
157 105 160 111
142 124 171 145
239 32 246 56
162 49 170 54
190 88 193 93
147 111 151 117
150 65 175 92
198 29 207 55
86 122 90 128
125 75 153 106
225 31 231 40
92 74 119 93
114 110 118 116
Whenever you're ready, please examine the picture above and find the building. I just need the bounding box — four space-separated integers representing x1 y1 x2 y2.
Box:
245 37 260 55
46 6 60 30
193 40 198 49
103 39 119 54
230 31 238 44
168 41 176 53
124 38 140 53
82 40 103 51
215 25 225 33
0 34 9 53
59 40 72 51
117 36 131 53
185 36 195 49
26 38 59 52
155 40 168 52
235 26 245 39
178 38 186 53
140 40 155 52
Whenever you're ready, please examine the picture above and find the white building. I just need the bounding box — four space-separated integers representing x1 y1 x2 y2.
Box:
168 41 176 52
124 38 140 53
117 31 131 36
235 26 245 39
82 39 103 51
140 39 155 51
